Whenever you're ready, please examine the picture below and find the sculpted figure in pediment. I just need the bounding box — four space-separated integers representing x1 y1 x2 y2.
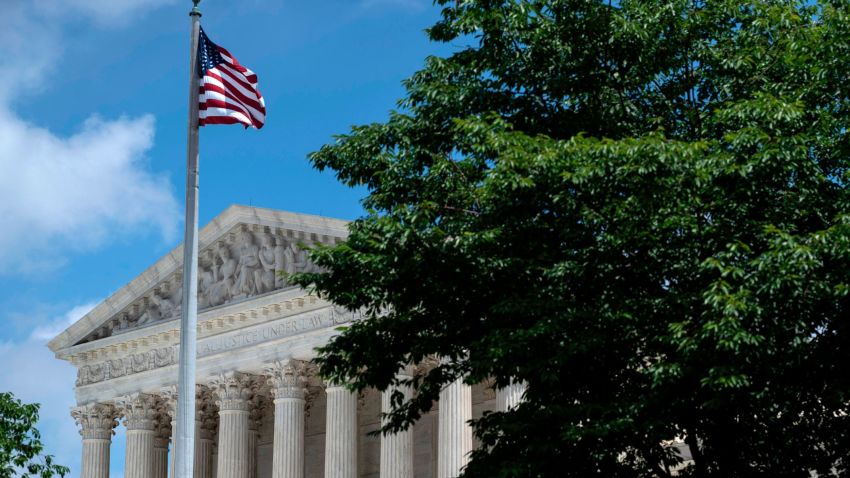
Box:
117 313 131 331
254 233 280 294
161 295 177 321
198 265 215 309
209 243 237 307
137 295 162 326
283 237 308 283
235 229 261 296
146 285 178 323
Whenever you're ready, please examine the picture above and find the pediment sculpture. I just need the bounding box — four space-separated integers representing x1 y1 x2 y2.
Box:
78 226 323 344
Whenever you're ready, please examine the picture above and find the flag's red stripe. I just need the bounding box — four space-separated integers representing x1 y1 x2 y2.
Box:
204 71 262 112
199 38 264 129
216 46 258 81
210 65 260 99
199 105 256 128
218 62 260 91
202 80 264 113
200 108 252 125
200 99 263 129
219 58 258 84
201 88 265 123
205 73 264 113
201 98 252 119
200 116 250 128
199 86 264 127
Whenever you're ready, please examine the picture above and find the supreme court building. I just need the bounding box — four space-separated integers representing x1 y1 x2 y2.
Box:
48 206 524 478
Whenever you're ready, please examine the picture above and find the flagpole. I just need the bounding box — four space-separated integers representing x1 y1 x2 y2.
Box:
175 1 202 478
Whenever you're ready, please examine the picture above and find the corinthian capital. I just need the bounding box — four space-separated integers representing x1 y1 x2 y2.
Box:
264 359 307 400
71 403 118 440
115 393 159 431
159 385 179 419
159 383 213 421
209 372 258 411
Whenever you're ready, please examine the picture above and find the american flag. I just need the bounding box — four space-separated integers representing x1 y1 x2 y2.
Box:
197 27 266 129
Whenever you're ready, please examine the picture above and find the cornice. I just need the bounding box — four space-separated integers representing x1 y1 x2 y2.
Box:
60 289 327 365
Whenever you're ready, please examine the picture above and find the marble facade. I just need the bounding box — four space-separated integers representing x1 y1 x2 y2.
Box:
50 206 523 478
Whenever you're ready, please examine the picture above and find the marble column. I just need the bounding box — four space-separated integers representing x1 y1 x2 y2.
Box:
162 384 216 478
265 360 307 478
117 393 160 478
153 436 170 478
71 403 118 478
323 381 358 478
154 398 172 478
211 372 256 478
380 369 414 478
161 386 179 478
247 393 267 478
495 379 526 412
196 386 217 478
437 377 472 478
196 421 216 478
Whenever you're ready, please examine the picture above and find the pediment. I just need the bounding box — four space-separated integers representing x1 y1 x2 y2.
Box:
48 205 348 352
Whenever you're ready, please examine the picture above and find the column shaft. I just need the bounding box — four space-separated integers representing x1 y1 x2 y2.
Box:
195 437 215 478
323 385 358 478
272 397 305 478
165 384 216 478
247 429 257 478
266 360 307 478
154 439 169 478
380 384 413 478
437 378 472 478
118 394 159 478
81 438 112 478
210 372 257 478
125 429 156 478
72 403 117 478
170 419 177 478
495 379 526 412
216 410 251 478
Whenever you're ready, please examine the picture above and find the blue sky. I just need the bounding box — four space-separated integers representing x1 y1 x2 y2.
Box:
0 1 449 475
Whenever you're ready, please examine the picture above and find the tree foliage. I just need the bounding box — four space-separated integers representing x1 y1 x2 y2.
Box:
298 1 850 476
0 392 68 478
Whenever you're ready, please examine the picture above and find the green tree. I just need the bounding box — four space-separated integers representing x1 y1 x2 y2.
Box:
0 392 68 478
299 0 850 476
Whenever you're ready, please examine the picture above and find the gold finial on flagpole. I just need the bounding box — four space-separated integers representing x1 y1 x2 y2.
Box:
190 0 202 17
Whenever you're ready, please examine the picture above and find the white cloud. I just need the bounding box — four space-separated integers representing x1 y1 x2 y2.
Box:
0 1 175 472
0 3 59 101
0 111 179 273
0 302 98 475
34 0 177 26
30 301 100 342
0 1 179 274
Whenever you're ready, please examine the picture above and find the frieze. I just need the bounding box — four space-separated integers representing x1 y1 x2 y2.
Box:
77 346 178 386
78 224 328 345
75 307 359 387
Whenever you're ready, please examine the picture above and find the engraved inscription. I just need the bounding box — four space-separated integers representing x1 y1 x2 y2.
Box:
199 307 355 356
